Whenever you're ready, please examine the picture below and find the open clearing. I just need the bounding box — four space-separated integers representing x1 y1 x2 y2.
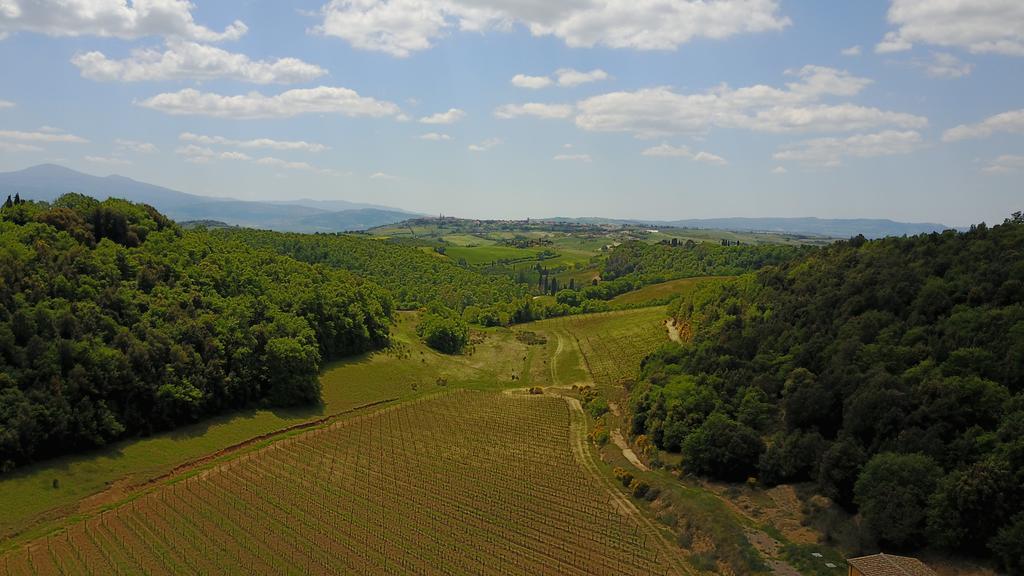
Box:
0 391 679 576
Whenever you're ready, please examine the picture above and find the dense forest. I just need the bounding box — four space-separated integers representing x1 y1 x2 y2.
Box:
629 215 1024 570
591 240 808 301
0 195 392 469
213 229 526 312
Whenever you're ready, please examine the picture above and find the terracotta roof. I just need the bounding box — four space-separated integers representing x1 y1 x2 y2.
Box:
847 553 937 576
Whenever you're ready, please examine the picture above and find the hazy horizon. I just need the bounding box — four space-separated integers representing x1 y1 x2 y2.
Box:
1 1 1022 226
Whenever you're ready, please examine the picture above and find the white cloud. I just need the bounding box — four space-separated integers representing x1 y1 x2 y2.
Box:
315 0 790 57
841 45 861 56
137 86 402 119
115 139 158 153
511 74 553 89
418 132 451 141
553 153 592 162
419 108 466 124
877 0 1024 56
943 109 1024 142
982 154 1024 174
369 171 398 180
84 155 131 165
641 143 692 157
917 52 972 79
771 165 787 174
495 102 574 119
468 137 501 152
0 99 13 108
575 66 925 137
176 145 338 174
641 143 727 164
0 141 41 152
555 68 608 87
72 40 326 84
180 132 328 152
0 0 247 42
694 151 727 165
0 129 88 143
773 130 923 167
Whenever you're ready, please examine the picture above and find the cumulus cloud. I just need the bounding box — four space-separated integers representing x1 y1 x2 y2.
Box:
574 66 925 138
555 68 608 87
553 153 592 162
115 139 158 153
175 143 339 174
877 0 1024 56
0 99 13 108
982 154 1024 174
511 74 553 89
72 40 326 84
315 0 790 57
369 171 398 180
137 86 402 119
771 165 787 174
0 129 89 143
841 45 861 56
418 132 451 141
419 108 465 124
494 102 574 119
942 109 1024 142
468 137 501 152
180 132 328 152
916 52 972 79
511 68 608 89
0 0 247 42
773 130 923 167
641 143 727 165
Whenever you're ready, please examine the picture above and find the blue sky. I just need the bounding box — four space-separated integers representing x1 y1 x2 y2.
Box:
0 1 1022 226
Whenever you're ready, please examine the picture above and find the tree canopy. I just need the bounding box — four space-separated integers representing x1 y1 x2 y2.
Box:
630 216 1024 567
0 195 392 469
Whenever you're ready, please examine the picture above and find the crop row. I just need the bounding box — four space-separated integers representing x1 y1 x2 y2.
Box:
0 391 677 575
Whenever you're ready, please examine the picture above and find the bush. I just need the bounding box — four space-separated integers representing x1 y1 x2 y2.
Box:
613 467 634 488
417 311 469 354
586 397 609 418
629 479 650 499
990 512 1024 574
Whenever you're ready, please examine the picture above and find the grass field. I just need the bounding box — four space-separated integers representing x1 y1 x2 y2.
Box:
0 313 532 543
443 244 547 265
0 391 678 575
609 277 734 307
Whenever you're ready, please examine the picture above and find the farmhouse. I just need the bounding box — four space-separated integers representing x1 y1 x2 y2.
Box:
847 553 937 576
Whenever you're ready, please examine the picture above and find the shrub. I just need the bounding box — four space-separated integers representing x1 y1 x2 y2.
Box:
417 311 469 354
681 413 764 481
629 479 650 499
613 467 634 488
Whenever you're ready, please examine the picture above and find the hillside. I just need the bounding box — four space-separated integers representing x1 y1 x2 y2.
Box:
0 194 393 469
630 215 1024 570
550 216 951 239
0 165 413 232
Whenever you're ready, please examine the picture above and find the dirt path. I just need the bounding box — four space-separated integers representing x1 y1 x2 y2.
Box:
611 430 650 471
665 319 683 343
563 396 693 575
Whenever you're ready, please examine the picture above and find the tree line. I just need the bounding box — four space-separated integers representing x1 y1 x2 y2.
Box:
0 195 392 470
628 215 1024 570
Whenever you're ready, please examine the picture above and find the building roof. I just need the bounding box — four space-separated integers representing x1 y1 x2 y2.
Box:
847 553 937 576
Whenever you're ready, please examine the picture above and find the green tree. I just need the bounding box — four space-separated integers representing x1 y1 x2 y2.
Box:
682 412 764 481
854 453 941 547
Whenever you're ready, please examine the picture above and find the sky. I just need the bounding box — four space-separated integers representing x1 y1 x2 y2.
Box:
0 1 1022 226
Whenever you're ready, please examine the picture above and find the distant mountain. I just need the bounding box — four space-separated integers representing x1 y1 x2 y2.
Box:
548 216 952 239
0 164 414 232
